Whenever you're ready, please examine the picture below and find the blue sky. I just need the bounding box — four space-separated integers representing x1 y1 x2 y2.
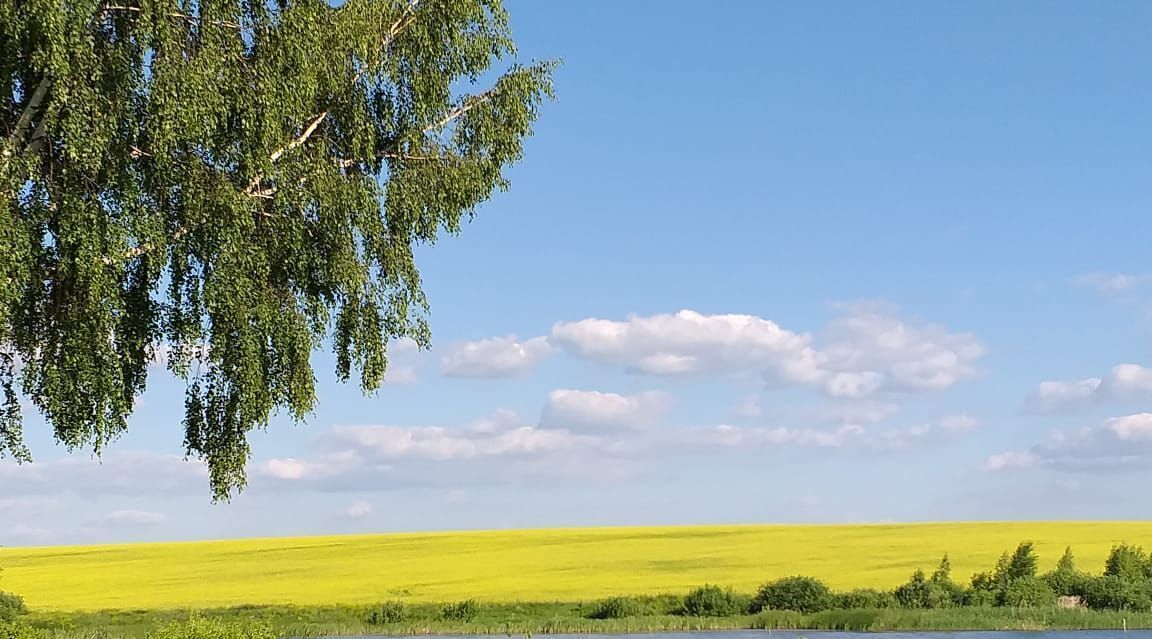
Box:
6 0 1152 545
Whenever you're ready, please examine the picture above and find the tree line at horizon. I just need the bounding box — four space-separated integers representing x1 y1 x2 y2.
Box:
573 541 1152 619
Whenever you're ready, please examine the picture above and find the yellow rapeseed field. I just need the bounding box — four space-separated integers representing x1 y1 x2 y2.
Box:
3 522 1152 612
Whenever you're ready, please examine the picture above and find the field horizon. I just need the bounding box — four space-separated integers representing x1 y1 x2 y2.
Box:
4 521 1152 612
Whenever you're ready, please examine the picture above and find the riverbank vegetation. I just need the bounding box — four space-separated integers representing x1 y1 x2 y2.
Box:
7 540 1152 637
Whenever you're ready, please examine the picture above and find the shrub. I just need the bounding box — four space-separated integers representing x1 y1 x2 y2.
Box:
365 600 406 624
964 587 997 607
832 588 898 609
439 599 479 622
0 622 40 639
0 593 25 623
150 617 275 639
751 576 833 614
1001 576 1057 608
1081 575 1152 612
586 596 643 619
682 584 746 617
647 593 686 615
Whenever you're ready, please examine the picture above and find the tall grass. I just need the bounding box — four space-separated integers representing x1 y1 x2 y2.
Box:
15 603 1152 639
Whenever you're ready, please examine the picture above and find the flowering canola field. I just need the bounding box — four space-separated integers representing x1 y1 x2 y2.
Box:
3 522 1152 612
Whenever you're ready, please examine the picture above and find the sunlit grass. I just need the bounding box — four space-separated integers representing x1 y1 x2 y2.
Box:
3 521 1152 612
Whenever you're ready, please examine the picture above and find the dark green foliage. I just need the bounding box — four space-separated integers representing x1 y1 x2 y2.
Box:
894 570 959 609
1056 546 1077 573
0 0 555 500
1000 576 1057 608
0 592 25 622
682 585 747 617
1082 575 1152 612
1104 544 1152 582
832 588 898 610
750 576 833 614
364 600 405 624
963 586 998 607
928 554 967 606
1005 542 1040 581
439 599 479 622
0 622 39 639
1042 547 1089 597
585 596 643 619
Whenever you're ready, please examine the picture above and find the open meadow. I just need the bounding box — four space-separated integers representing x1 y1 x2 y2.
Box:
4 522 1152 612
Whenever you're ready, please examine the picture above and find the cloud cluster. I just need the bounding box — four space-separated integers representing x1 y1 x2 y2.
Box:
540 389 671 432
549 306 983 399
0 451 208 497
985 412 1152 473
1026 363 1152 413
686 414 978 453
441 336 552 378
1075 273 1152 295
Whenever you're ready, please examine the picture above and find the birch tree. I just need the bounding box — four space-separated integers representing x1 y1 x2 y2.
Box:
0 0 553 499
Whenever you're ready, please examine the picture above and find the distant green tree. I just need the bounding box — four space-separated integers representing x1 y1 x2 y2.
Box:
931 554 953 582
1004 542 1040 581
0 0 554 500
1056 546 1077 573
1042 547 1088 597
750 576 833 614
1104 544 1152 582
928 554 966 605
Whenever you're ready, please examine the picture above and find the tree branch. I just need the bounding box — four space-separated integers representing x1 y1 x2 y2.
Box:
425 88 496 134
242 0 420 198
101 4 241 29
1 75 52 163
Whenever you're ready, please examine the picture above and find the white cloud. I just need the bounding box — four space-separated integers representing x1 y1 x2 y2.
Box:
1107 412 1152 441
259 452 359 481
550 306 982 398
984 451 1037 472
384 365 418 385
97 510 166 527
551 310 823 381
685 423 866 448
0 451 208 498
814 401 899 425
468 408 523 433
540 389 671 432
325 424 580 462
682 414 977 453
730 395 762 419
441 336 552 378
939 414 979 433
1027 363 1152 413
985 412 1152 474
341 501 373 518
1076 273 1152 294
